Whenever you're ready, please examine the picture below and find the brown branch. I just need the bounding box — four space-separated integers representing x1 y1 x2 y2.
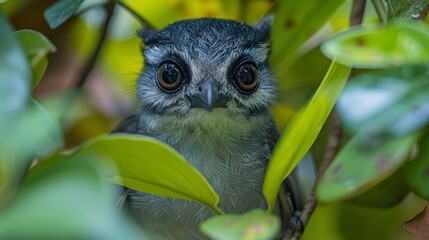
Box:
350 0 367 26
283 1 366 239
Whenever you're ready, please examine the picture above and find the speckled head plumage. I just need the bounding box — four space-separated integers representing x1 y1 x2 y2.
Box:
136 17 276 135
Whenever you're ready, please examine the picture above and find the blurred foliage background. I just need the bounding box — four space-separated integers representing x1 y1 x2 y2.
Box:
1 0 428 239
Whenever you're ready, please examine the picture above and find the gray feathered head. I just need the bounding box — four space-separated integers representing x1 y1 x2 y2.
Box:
137 17 276 134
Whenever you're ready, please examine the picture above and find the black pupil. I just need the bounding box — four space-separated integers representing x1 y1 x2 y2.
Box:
236 65 255 85
162 64 180 84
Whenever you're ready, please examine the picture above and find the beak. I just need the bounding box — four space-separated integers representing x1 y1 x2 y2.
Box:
190 79 227 112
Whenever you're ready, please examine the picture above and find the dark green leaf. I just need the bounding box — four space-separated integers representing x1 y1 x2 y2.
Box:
0 155 147 239
15 30 56 88
200 209 280 240
405 130 429 199
347 168 410 207
44 0 85 29
270 0 345 69
338 65 429 136
322 22 429 68
317 132 419 203
263 61 350 212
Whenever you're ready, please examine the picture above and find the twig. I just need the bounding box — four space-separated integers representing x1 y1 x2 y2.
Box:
76 1 115 88
350 0 367 26
113 0 156 30
283 1 366 239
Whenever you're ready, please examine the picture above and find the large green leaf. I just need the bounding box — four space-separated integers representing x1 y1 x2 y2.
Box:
44 0 85 29
1 155 147 239
322 22 429 68
337 65 429 137
270 0 345 68
317 132 419 203
200 209 280 240
74 134 222 214
0 12 30 124
0 99 64 206
405 130 429 199
263 61 351 212
15 30 56 88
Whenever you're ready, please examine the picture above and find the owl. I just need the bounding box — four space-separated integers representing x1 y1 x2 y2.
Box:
114 17 311 239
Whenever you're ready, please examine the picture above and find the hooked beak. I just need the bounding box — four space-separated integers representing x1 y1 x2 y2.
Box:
190 79 227 112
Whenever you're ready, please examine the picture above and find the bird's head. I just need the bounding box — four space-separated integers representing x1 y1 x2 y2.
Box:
137 18 277 134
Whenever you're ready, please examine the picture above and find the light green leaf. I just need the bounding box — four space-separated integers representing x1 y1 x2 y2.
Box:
270 0 345 68
263 61 351 212
44 0 85 29
337 65 429 137
1 155 147 239
77 134 223 214
15 30 56 88
405 131 429 199
317 132 419 203
322 22 429 68
200 209 280 240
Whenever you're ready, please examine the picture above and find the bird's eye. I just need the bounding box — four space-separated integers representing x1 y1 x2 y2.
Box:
157 62 183 92
233 62 259 93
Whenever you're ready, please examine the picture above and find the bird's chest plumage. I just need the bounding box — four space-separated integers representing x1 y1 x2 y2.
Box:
128 120 272 239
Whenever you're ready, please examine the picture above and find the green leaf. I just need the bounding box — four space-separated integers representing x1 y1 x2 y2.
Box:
317 131 419 203
337 65 429 137
44 0 85 29
77 134 222 214
321 22 429 68
270 0 345 68
405 130 429 199
263 61 351 212
15 30 56 88
200 209 280 240
0 99 64 206
0 12 31 124
1 155 147 239
347 168 410 208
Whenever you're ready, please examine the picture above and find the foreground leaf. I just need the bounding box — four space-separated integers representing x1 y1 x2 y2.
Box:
0 12 30 124
1 155 147 239
15 30 56 88
44 0 85 29
322 22 429 68
263 61 350 212
317 132 419 203
200 209 280 240
77 134 222 214
1 99 64 206
337 65 429 137
405 131 429 199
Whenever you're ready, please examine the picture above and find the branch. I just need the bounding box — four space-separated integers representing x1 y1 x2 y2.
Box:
76 1 115 88
113 0 156 30
283 1 366 239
